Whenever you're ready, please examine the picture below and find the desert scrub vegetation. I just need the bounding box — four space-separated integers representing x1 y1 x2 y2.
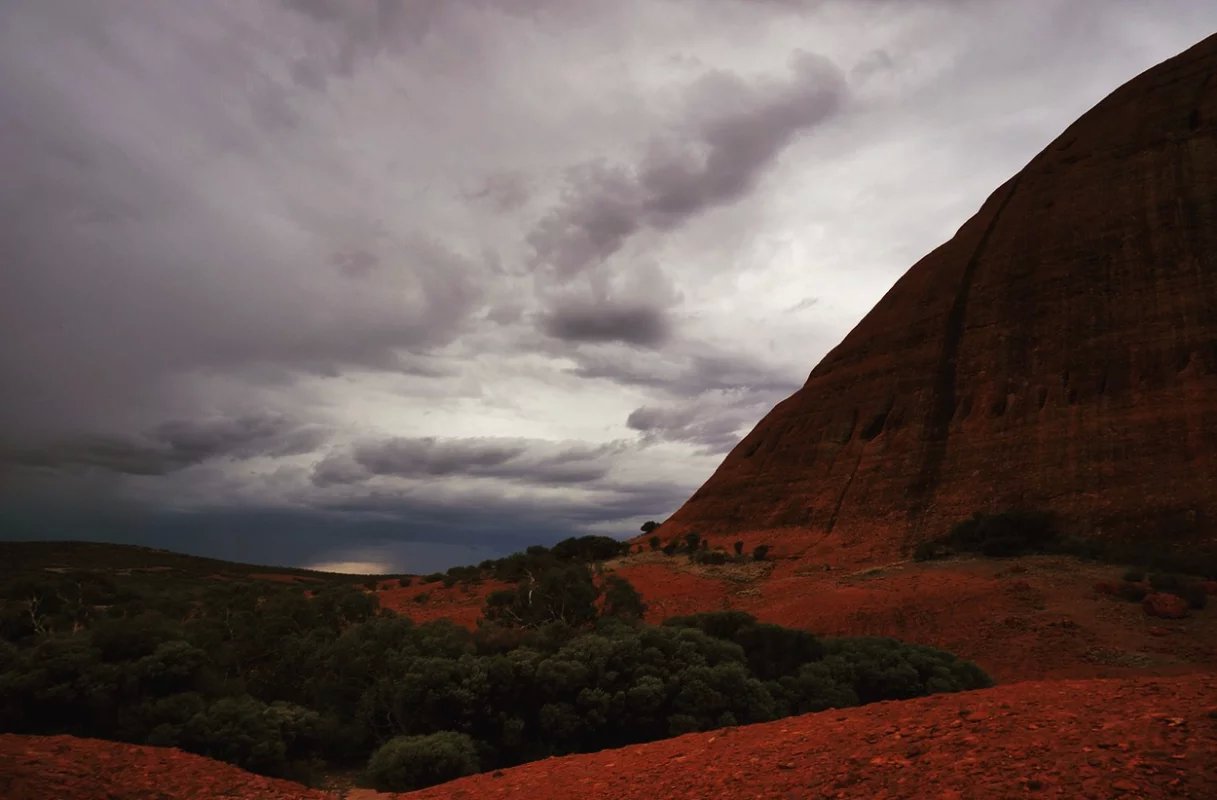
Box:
928 510 1058 558
0 545 990 791
1145 573 1208 609
912 511 1217 582
365 731 480 792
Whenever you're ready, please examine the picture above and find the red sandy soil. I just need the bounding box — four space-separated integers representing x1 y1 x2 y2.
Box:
0 734 319 800
614 553 1217 683
373 578 514 628
378 551 1217 684
5 674 1216 800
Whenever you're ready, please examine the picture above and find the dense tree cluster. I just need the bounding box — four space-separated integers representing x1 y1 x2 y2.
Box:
420 536 632 588
0 550 991 792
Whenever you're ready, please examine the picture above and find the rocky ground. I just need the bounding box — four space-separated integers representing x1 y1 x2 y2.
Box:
4 674 1215 800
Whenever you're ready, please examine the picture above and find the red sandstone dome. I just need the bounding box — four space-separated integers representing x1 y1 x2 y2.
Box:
661 33 1217 557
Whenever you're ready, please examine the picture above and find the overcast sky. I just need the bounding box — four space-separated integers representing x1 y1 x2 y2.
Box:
2 1 1215 573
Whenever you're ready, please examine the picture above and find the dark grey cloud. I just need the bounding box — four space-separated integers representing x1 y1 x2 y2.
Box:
8 416 326 476
580 344 805 453
627 404 751 453
625 384 793 454
330 249 382 279
541 302 672 346
528 52 847 277
313 437 625 487
281 0 445 76
851 49 895 81
318 473 693 540
786 297 820 313
570 348 803 397
351 438 525 479
279 0 583 83
466 172 532 213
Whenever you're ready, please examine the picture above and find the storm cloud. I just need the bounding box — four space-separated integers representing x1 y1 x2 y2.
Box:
528 53 847 278
541 302 672 346
314 436 623 487
10 416 326 477
3 0 1215 571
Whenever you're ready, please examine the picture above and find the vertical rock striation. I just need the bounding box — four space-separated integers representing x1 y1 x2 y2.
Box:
664 34 1217 556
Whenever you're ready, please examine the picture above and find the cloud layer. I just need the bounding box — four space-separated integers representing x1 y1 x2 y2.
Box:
3 0 1215 571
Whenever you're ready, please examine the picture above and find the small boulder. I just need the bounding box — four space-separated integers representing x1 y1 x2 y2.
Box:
1142 593 1189 619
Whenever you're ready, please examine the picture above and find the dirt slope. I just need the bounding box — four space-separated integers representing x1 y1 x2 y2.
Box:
616 554 1217 682
0 734 320 800
5 674 1215 800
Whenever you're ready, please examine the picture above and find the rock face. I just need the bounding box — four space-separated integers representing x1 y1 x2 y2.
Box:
664 34 1217 556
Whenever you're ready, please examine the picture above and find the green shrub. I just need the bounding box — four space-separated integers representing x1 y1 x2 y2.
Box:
941 511 1057 557
733 541 744 557
601 575 646 620
692 550 728 566
1184 586 1209 610
648 536 661 552
90 614 178 662
550 536 630 563
685 533 702 552
180 697 320 777
913 541 948 562
1122 569 1144 583
662 543 677 556
1054 535 1104 560
482 564 601 628
1149 573 1184 592
1149 573 1207 609
815 638 993 706
753 545 771 561
365 732 480 791
1115 582 1147 602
